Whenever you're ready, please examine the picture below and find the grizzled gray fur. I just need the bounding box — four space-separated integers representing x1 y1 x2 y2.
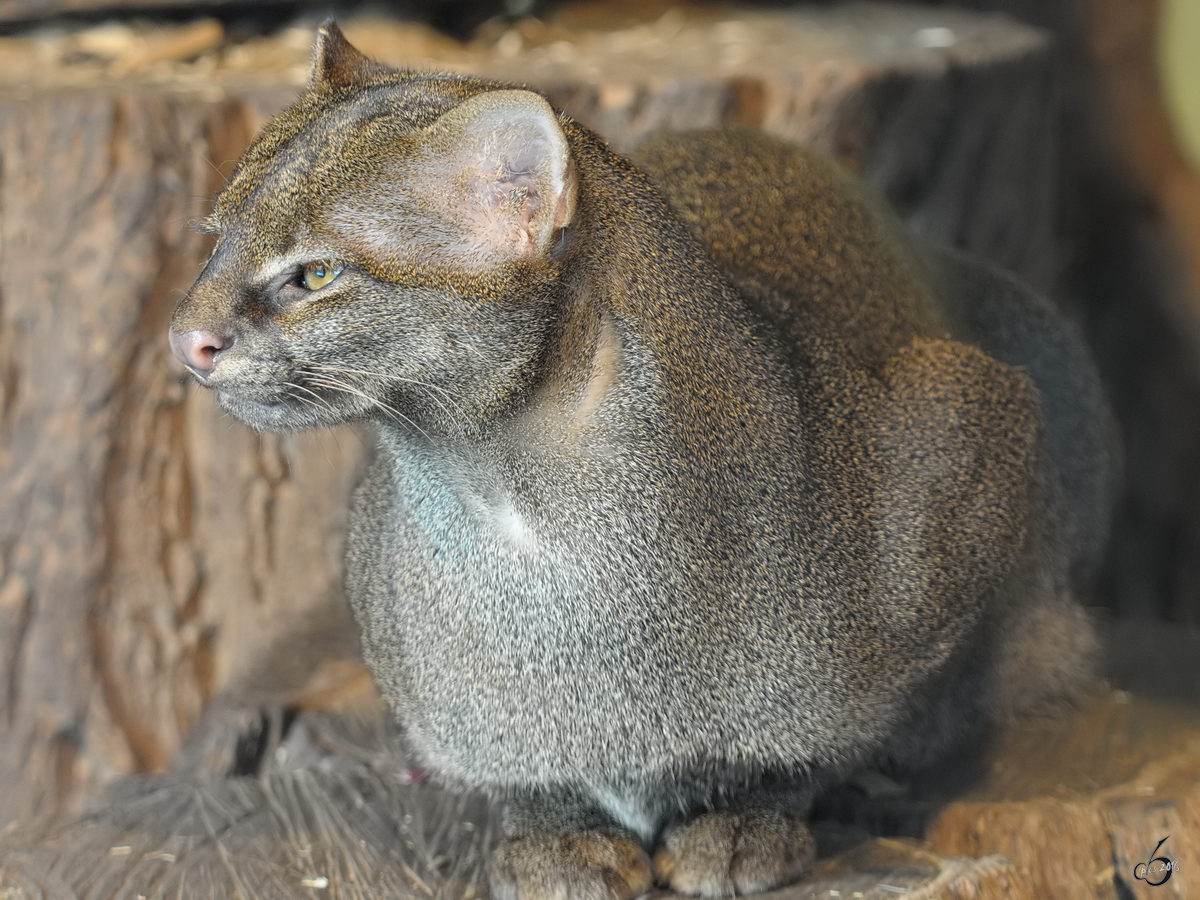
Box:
168 22 1115 900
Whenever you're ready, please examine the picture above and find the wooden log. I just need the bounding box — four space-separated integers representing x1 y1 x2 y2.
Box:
927 691 1200 900
0 2 1057 842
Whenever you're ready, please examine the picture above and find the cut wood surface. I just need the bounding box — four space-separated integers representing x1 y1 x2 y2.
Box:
927 690 1200 900
0 2 1057 283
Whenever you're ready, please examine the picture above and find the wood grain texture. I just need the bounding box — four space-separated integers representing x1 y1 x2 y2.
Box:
927 692 1200 900
0 91 366 835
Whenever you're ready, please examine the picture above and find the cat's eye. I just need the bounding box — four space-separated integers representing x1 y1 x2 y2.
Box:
302 261 344 291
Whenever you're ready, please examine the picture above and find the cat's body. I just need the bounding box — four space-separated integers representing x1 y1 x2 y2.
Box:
169 23 1113 899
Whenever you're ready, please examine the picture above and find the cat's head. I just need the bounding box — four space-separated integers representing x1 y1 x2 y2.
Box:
169 22 578 435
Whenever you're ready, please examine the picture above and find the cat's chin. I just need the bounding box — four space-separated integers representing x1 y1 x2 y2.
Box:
215 390 336 433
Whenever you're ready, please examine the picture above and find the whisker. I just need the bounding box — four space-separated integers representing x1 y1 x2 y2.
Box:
282 381 368 453
202 154 232 185
307 375 435 444
304 360 467 414
284 381 339 417
301 361 476 436
283 392 327 421
310 361 465 407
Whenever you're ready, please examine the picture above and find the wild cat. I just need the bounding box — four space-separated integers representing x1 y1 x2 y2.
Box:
169 23 1112 899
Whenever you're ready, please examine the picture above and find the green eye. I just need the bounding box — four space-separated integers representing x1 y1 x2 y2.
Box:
302 261 343 291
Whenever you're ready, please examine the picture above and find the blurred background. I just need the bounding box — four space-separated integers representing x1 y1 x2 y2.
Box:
0 1 1198 898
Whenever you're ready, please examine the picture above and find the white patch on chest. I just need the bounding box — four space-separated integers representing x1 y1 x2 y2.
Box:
592 786 659 842
495 501 535 547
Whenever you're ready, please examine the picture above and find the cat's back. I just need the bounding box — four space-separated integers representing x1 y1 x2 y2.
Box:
632 129 942 368
636 129 1118 581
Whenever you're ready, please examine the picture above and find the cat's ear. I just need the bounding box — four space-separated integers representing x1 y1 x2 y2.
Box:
311 20 391 89
422 90 577 263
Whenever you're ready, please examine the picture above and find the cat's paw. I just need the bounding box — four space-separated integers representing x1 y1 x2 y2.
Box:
653 809 815 897
490 831 653 900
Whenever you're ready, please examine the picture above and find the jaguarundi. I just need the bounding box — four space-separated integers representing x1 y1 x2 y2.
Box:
169 21 1116 900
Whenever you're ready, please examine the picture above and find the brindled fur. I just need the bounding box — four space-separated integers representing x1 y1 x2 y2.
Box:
167 22 1115 899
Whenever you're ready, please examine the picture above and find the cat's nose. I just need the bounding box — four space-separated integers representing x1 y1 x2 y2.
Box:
169 326 234 380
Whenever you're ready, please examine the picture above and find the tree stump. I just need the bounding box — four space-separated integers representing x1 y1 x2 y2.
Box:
0 0 1059 863
927 690 1200 900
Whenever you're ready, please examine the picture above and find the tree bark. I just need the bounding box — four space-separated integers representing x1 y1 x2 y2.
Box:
0 90 365 833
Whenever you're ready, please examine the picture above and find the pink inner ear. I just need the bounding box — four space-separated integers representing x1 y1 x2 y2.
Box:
465 171 544 257
377 90 575 268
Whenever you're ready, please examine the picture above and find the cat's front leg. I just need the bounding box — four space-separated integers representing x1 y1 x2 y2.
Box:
490 789 653 900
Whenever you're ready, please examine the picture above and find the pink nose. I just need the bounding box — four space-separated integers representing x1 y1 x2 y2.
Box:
169 327 233 379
